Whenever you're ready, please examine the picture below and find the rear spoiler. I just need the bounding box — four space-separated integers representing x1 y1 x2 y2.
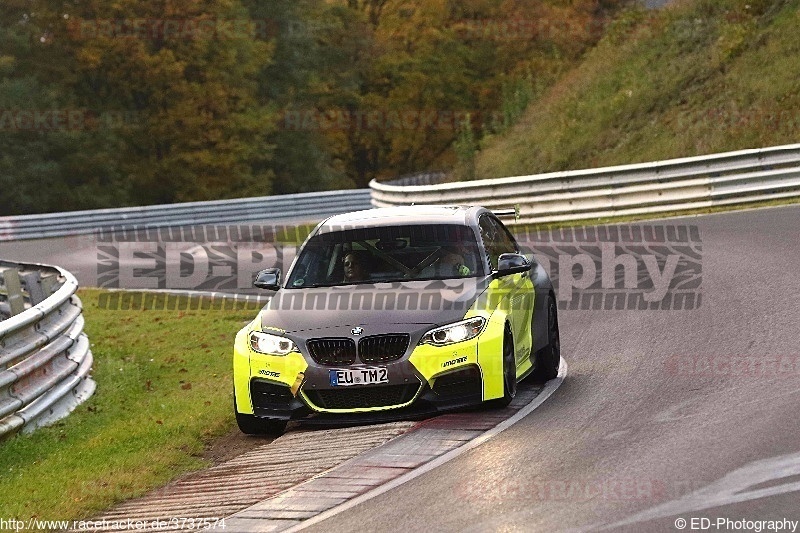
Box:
491 206 520 222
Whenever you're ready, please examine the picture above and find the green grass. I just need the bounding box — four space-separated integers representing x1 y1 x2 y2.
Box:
0 289 255 523
463 0 800 181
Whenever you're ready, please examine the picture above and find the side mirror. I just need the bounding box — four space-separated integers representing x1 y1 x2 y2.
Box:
254 268 281 290
495 253 531 277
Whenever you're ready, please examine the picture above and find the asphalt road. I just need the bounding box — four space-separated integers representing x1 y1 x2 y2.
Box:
3 205 799 532
302 206 800 532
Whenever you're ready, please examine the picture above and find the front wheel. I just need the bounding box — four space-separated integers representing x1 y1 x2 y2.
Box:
490 325 516 408
533 295 560 382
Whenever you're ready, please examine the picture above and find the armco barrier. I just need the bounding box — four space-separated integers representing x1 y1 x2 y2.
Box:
369 144 800 224
3 145 799 242
0 189 372 241
0 261 94 438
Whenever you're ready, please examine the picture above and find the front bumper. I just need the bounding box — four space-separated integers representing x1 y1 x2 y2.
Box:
233 312 508 422
247 363 483 423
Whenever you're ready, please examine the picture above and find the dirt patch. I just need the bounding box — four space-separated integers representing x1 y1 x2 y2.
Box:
202 425 276 466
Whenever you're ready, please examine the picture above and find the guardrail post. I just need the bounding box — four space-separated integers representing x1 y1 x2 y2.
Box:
0 268 25 316
39 273 59 298
20 271 46 305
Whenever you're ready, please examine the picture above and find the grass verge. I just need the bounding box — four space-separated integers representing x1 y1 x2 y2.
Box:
0 289 255 523
465 0 800 180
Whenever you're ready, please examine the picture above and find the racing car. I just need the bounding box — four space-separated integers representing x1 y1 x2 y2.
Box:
233 205 561 435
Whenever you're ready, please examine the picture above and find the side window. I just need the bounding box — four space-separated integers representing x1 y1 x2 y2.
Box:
479 215 518 270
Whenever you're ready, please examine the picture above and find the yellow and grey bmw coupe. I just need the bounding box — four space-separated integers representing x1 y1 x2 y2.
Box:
233 206 560 435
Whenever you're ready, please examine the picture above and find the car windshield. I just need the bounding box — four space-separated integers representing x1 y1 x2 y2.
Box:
286 224 484 288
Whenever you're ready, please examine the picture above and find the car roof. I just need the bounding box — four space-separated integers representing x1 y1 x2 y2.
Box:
317 205 486 233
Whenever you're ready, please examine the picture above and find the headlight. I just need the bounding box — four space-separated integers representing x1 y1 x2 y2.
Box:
420 317 486 346
249 331 298 356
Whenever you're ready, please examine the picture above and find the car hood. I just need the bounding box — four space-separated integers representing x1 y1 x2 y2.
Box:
260 277 492 334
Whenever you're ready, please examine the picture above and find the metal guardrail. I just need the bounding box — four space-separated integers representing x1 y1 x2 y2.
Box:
0 261 94 438
369 144 800 223
2 144 798 241
0 189 373 241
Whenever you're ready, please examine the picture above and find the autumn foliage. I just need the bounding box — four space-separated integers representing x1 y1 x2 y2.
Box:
0 0 630 214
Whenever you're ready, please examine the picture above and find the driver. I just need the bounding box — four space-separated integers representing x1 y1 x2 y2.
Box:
438 243 473 277
343 250 371 282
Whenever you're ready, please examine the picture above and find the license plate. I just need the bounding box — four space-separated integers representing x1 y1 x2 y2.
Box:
329 367 389 387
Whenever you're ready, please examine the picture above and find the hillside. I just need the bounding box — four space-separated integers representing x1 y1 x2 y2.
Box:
466 0 800 180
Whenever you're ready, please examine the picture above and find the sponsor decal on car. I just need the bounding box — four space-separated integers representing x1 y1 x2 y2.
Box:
443 356 468 368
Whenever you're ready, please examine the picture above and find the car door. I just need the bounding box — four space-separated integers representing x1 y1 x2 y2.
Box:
478 214 534 367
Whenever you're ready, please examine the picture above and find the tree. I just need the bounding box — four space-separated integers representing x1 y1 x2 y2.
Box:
242 0 354 194
67 0 275 205
0 1 126 215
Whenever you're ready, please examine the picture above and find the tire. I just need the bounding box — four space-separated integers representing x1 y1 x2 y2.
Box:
534 295 560 382
234 395 288 436
490 325 516 408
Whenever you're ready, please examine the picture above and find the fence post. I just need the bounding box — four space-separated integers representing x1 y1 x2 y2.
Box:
0 267 26 316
